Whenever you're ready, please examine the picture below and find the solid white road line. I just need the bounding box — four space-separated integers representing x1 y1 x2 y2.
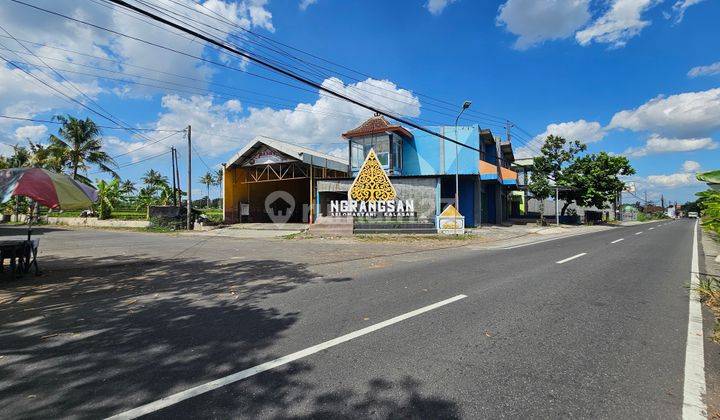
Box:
682 219 706 419
611 238 624 244
556 253 587 264
106 294 468 420
635 231 643 235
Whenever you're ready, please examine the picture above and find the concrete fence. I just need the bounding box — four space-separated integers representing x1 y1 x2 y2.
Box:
6 214 151 228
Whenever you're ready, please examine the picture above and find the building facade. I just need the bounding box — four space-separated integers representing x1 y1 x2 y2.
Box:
223 116 519 228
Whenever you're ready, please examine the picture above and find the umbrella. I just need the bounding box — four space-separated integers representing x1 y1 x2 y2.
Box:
0 168 98 239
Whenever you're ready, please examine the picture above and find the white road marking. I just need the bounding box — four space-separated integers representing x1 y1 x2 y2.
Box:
649 227 655 230
635 231 643 235
682 219 707 419
611 238 624 244
106 294 468 419
556 253 587 264
501 234 585 250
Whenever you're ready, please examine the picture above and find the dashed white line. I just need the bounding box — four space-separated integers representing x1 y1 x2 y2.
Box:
649 227 655 230
556 253 587 264
682 219 706 419
611 238 624 244
635 231 643 235
106 294 468 419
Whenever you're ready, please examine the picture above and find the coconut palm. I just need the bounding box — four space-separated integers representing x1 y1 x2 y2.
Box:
199 172 214 208
28 141 68 172
141 169 168 191
119 179 136 196
214 168 223 208
49 115 118 182
7 144 31 168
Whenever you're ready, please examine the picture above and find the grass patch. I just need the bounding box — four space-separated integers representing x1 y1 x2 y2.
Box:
354 233 476 242
694 274 720 342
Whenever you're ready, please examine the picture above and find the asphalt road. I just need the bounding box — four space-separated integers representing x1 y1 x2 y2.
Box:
0 219 698 418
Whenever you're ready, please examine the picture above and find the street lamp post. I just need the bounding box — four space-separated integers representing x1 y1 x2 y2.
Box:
454 100 472 234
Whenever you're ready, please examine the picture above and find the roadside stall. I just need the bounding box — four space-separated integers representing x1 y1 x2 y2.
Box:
0 168 97 277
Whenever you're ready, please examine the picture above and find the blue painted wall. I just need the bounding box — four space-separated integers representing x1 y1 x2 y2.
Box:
402 125 481 176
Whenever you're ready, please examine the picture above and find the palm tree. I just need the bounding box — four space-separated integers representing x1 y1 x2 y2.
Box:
141 169 168 191
28 141 68 172
7 144 31 168
214 168 223 208
49 115 118 182
119 179 136 196
199 172 214 208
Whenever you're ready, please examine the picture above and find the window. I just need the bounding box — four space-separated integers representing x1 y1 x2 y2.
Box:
349 134 403 174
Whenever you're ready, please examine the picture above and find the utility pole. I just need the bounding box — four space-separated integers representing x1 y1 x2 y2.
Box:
186 125 192 230
170 146 177 206
174 147 181 205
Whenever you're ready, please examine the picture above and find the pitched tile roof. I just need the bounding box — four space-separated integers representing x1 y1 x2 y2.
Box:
342 115 413 139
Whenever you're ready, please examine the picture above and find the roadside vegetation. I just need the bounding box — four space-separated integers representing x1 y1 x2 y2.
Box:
695 274 720 342
0 115 223 223
528 135 634 224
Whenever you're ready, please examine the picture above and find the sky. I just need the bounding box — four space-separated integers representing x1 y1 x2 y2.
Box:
0 0 718 204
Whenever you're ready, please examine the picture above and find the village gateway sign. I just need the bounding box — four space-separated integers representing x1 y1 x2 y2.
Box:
328 149 415 218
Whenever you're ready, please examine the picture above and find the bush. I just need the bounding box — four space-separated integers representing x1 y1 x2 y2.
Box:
149 216 185 231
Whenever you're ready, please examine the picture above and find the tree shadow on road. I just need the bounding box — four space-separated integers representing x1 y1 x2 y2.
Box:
0 255 363 418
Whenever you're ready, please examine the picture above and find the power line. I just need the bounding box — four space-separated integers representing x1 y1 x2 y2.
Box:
0 114 182 132
105 0 482 153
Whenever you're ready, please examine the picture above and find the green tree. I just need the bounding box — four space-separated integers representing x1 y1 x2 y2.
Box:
696 189 720 233
141 169 168 192
28 140 69 172
559 152 634 215
135 187 157 217
528 135 586 219
199 172 214 208
119 179 136 196
214 168 223 208
49 115 117 183
95 178 121 220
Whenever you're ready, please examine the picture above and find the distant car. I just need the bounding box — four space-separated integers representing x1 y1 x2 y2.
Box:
688 211 699 218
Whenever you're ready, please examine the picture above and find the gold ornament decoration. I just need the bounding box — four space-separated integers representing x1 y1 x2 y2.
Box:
349 149 397 202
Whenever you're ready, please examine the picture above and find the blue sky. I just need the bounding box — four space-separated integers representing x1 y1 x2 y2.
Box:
0 0 718 204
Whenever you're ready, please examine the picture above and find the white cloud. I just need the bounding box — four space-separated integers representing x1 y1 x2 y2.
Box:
608 88 720 138
623 134 717 157
299 0 318 11
112 77 420 162
688 61 720 78
515 119 605 158
641 160 702 189
0 0 275 112
496 0 591 49
426 0 458 15
14 125 47 142
671 0 707 23
682 160 701 172
575 0 656 48
646 172 696 188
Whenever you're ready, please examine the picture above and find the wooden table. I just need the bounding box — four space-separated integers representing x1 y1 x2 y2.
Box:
0 239 39 277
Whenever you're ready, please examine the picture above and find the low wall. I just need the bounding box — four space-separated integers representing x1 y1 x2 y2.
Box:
46 217 150 228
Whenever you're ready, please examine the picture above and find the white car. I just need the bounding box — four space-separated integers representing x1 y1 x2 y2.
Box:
688 211 699 218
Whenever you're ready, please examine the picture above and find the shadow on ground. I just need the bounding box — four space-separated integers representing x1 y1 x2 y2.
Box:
0 254 352 417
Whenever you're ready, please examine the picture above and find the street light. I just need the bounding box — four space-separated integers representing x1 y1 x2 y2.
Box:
454 100 472 234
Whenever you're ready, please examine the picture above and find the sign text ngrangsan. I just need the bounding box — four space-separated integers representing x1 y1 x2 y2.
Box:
329 200 415 217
